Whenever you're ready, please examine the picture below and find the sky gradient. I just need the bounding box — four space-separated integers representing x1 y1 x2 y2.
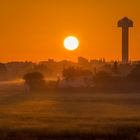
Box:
0 0 139 62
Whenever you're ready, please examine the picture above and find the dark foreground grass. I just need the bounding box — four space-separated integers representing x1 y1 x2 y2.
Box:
0 125 140 140
0 84 140 139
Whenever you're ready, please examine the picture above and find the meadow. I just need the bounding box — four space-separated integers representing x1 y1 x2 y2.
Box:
0 81 140 139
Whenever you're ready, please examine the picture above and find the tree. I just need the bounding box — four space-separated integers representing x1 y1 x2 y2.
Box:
127 64 140 81
62 67 92 80
23 72 46 91
0 63 7 80
112 61 119 74
94 71 112 86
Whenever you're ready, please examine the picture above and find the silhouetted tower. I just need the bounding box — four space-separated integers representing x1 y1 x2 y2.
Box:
118 17 133 63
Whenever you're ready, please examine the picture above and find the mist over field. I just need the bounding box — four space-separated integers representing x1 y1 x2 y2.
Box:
0 81 140 139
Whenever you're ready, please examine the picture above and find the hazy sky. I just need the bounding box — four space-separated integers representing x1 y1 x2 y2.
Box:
0 0 139 62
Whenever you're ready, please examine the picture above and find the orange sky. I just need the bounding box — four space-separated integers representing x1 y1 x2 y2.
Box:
0 0 139 62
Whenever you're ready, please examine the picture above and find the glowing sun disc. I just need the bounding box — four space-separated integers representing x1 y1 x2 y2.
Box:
64 36 79 51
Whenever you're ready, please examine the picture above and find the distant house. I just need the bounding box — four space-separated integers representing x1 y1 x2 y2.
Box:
59 75 94 88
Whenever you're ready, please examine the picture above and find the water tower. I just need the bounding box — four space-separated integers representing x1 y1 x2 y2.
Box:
118 17 133 63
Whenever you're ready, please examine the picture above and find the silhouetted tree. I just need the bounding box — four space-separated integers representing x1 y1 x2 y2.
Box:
94 71 112 86
127 64 140 81
23 72 46 91
62 67 92 80
112 61 119 74
0 63 7 80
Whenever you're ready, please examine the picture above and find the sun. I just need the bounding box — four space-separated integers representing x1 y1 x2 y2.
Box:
64 36 79 51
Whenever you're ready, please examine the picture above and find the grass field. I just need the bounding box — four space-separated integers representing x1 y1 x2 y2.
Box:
0 82 140 139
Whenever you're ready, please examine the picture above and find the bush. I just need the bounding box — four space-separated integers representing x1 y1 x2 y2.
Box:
23 72 46 91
